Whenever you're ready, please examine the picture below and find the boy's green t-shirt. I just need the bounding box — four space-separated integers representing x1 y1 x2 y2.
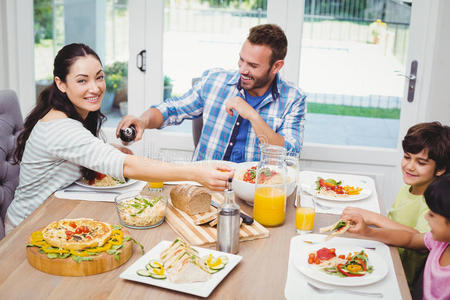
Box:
388 185 430 290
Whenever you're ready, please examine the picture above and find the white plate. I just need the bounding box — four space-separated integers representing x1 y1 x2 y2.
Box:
293 244 388 287
304 180 372 202
74 178 137 190
120 240 242 298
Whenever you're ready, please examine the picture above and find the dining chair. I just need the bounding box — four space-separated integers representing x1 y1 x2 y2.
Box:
0 89 23 239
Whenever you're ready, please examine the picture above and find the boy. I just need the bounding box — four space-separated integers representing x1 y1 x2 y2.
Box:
343 121 450 290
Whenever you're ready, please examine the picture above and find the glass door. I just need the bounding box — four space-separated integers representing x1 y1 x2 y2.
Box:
299 0 410 149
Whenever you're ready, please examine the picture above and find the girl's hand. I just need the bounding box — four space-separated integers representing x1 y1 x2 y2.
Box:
194 166 234 191
341 213 370 236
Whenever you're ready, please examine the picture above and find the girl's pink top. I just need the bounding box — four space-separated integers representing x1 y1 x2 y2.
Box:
423 232 450 300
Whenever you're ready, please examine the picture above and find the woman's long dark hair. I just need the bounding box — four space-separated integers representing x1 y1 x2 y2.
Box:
14 43 105 181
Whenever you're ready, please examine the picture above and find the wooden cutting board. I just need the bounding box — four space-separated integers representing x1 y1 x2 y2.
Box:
165 192 269 247
26 229 133 276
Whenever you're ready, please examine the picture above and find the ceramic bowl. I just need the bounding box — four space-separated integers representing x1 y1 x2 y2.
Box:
232 162 297 206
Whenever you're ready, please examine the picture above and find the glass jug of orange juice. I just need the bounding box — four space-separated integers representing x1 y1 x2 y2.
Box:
253 145 287 227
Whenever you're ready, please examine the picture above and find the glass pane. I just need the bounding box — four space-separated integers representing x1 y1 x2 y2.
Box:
161 0 267 133
300 0 411 148
33 0 129 127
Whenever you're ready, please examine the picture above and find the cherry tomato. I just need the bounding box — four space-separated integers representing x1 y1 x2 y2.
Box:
69 222 77 228
338 254 346 259
308 253 315 259
308 257 314 264
65 230 74 239
314 257 321 264
75 227 82 234
80 226 89 233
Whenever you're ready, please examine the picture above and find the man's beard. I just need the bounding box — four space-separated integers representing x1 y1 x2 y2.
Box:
241 67 273 92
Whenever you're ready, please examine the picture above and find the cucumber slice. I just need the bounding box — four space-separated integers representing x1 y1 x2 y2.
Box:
210 263 225 270
136 269 152 276
207 268 220 274
145 263 152 270
219 255 229 264
149 260 164 269
149 273 167 279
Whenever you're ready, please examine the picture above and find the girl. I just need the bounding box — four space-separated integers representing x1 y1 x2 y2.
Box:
343 174 450 300
6 43 232 231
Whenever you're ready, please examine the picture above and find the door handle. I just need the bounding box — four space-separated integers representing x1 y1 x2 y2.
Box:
395 60 418 102
136 50 146 72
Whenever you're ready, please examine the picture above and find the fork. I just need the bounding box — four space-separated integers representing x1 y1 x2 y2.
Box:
307 281 383 298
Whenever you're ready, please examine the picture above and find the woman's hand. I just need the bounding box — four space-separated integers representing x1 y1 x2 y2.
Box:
116 115 146 141
193 165 234 191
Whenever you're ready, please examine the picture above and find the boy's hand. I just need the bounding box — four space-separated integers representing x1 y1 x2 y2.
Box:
343 207 378 226
341 213 370 236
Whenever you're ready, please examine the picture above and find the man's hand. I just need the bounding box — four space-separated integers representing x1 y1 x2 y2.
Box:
116 115 146 141
225 96 258 121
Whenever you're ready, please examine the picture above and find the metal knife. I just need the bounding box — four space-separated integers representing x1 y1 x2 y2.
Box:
210 200 254 225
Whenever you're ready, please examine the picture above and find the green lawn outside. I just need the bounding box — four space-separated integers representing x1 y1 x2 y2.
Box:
307 102 400 119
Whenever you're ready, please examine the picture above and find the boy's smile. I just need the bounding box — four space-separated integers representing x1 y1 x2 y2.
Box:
401 149 445 195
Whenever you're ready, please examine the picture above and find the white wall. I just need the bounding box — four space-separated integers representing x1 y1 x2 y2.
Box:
0 0 35 115
426 1 450 124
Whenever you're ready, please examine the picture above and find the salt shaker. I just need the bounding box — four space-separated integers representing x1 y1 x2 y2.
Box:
217 178 240 254
119 125 136 145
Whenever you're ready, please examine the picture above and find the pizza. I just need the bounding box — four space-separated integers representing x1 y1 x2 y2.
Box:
42 218 112 250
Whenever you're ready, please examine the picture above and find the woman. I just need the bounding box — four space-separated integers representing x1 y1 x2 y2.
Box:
6 43 232 230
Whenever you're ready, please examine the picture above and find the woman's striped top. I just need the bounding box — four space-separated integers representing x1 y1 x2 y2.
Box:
7 118 126 227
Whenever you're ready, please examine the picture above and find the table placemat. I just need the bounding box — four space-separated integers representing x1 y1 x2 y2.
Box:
284 233 402 300
299 171 381 215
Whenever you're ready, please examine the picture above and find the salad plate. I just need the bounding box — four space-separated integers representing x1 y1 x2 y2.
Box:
74 178 137 190
120 240 242 297
303 179 372 202
293 244 388 287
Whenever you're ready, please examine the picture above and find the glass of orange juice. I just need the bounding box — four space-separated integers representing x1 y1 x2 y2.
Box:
296 191 316 234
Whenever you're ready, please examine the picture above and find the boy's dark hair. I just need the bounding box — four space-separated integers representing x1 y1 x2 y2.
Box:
247 24 287 66
425 174 450 220
402 121 450 174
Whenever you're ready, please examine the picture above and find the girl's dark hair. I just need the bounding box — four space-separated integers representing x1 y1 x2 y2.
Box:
402 121 450 174
425 174 450 220
14 43 105 181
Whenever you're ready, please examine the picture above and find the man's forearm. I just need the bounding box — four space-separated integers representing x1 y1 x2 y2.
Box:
139 108 164 129
249 113 284 146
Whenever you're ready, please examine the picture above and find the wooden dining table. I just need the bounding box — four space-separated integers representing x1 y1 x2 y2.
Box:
0 186 411 299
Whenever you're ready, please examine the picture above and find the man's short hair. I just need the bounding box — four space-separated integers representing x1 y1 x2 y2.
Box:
402 121 450 174
247 24 287 65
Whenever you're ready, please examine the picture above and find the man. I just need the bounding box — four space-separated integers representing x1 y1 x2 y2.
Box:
116 24 306 162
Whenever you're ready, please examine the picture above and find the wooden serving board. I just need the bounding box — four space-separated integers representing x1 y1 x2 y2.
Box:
26 229 133 277
165 192 269 247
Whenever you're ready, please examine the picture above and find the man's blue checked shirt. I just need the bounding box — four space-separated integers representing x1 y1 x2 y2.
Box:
155 68 306 162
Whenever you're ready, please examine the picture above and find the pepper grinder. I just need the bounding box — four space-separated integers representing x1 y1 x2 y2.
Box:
217 178 240 254
119 125 136 145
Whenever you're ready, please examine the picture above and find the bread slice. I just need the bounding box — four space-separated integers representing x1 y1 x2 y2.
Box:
194 211 217 225
170 184 211 215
